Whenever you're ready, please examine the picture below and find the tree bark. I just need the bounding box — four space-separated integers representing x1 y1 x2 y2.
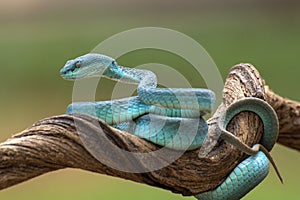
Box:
0 63 299 196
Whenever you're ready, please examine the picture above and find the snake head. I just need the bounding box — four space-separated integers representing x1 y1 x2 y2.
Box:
60 53 116 80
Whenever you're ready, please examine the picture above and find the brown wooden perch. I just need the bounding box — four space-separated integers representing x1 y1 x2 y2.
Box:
0 64 299 196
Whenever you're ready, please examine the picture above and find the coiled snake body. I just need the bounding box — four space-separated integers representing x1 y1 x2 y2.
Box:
60 53 280 200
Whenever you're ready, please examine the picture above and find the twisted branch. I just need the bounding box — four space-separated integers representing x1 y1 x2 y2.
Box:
0 64 299 196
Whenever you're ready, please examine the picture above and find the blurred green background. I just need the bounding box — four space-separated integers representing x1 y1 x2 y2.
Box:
0 0 299 199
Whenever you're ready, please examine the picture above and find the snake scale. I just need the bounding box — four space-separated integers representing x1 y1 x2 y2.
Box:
60 53 281 200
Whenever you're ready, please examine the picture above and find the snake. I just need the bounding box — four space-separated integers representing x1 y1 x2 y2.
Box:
60 53 281 200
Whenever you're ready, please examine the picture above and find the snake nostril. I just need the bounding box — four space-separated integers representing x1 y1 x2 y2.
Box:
60 68 67 75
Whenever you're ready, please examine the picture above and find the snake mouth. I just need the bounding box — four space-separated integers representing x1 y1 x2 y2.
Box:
60 69 78 80
61 72 87 80
60 65 88 80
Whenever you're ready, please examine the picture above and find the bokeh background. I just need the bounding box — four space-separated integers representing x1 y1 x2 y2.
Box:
0 0 299 199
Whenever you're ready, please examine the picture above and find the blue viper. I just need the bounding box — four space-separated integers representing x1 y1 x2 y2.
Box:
60 53 281 199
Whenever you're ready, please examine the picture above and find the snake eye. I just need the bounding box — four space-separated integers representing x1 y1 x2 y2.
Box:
75 61 81 68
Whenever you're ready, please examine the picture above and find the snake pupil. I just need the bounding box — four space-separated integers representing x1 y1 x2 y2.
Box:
75 61 81 68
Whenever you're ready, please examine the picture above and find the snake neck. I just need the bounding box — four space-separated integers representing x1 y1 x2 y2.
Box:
103 62 157 89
